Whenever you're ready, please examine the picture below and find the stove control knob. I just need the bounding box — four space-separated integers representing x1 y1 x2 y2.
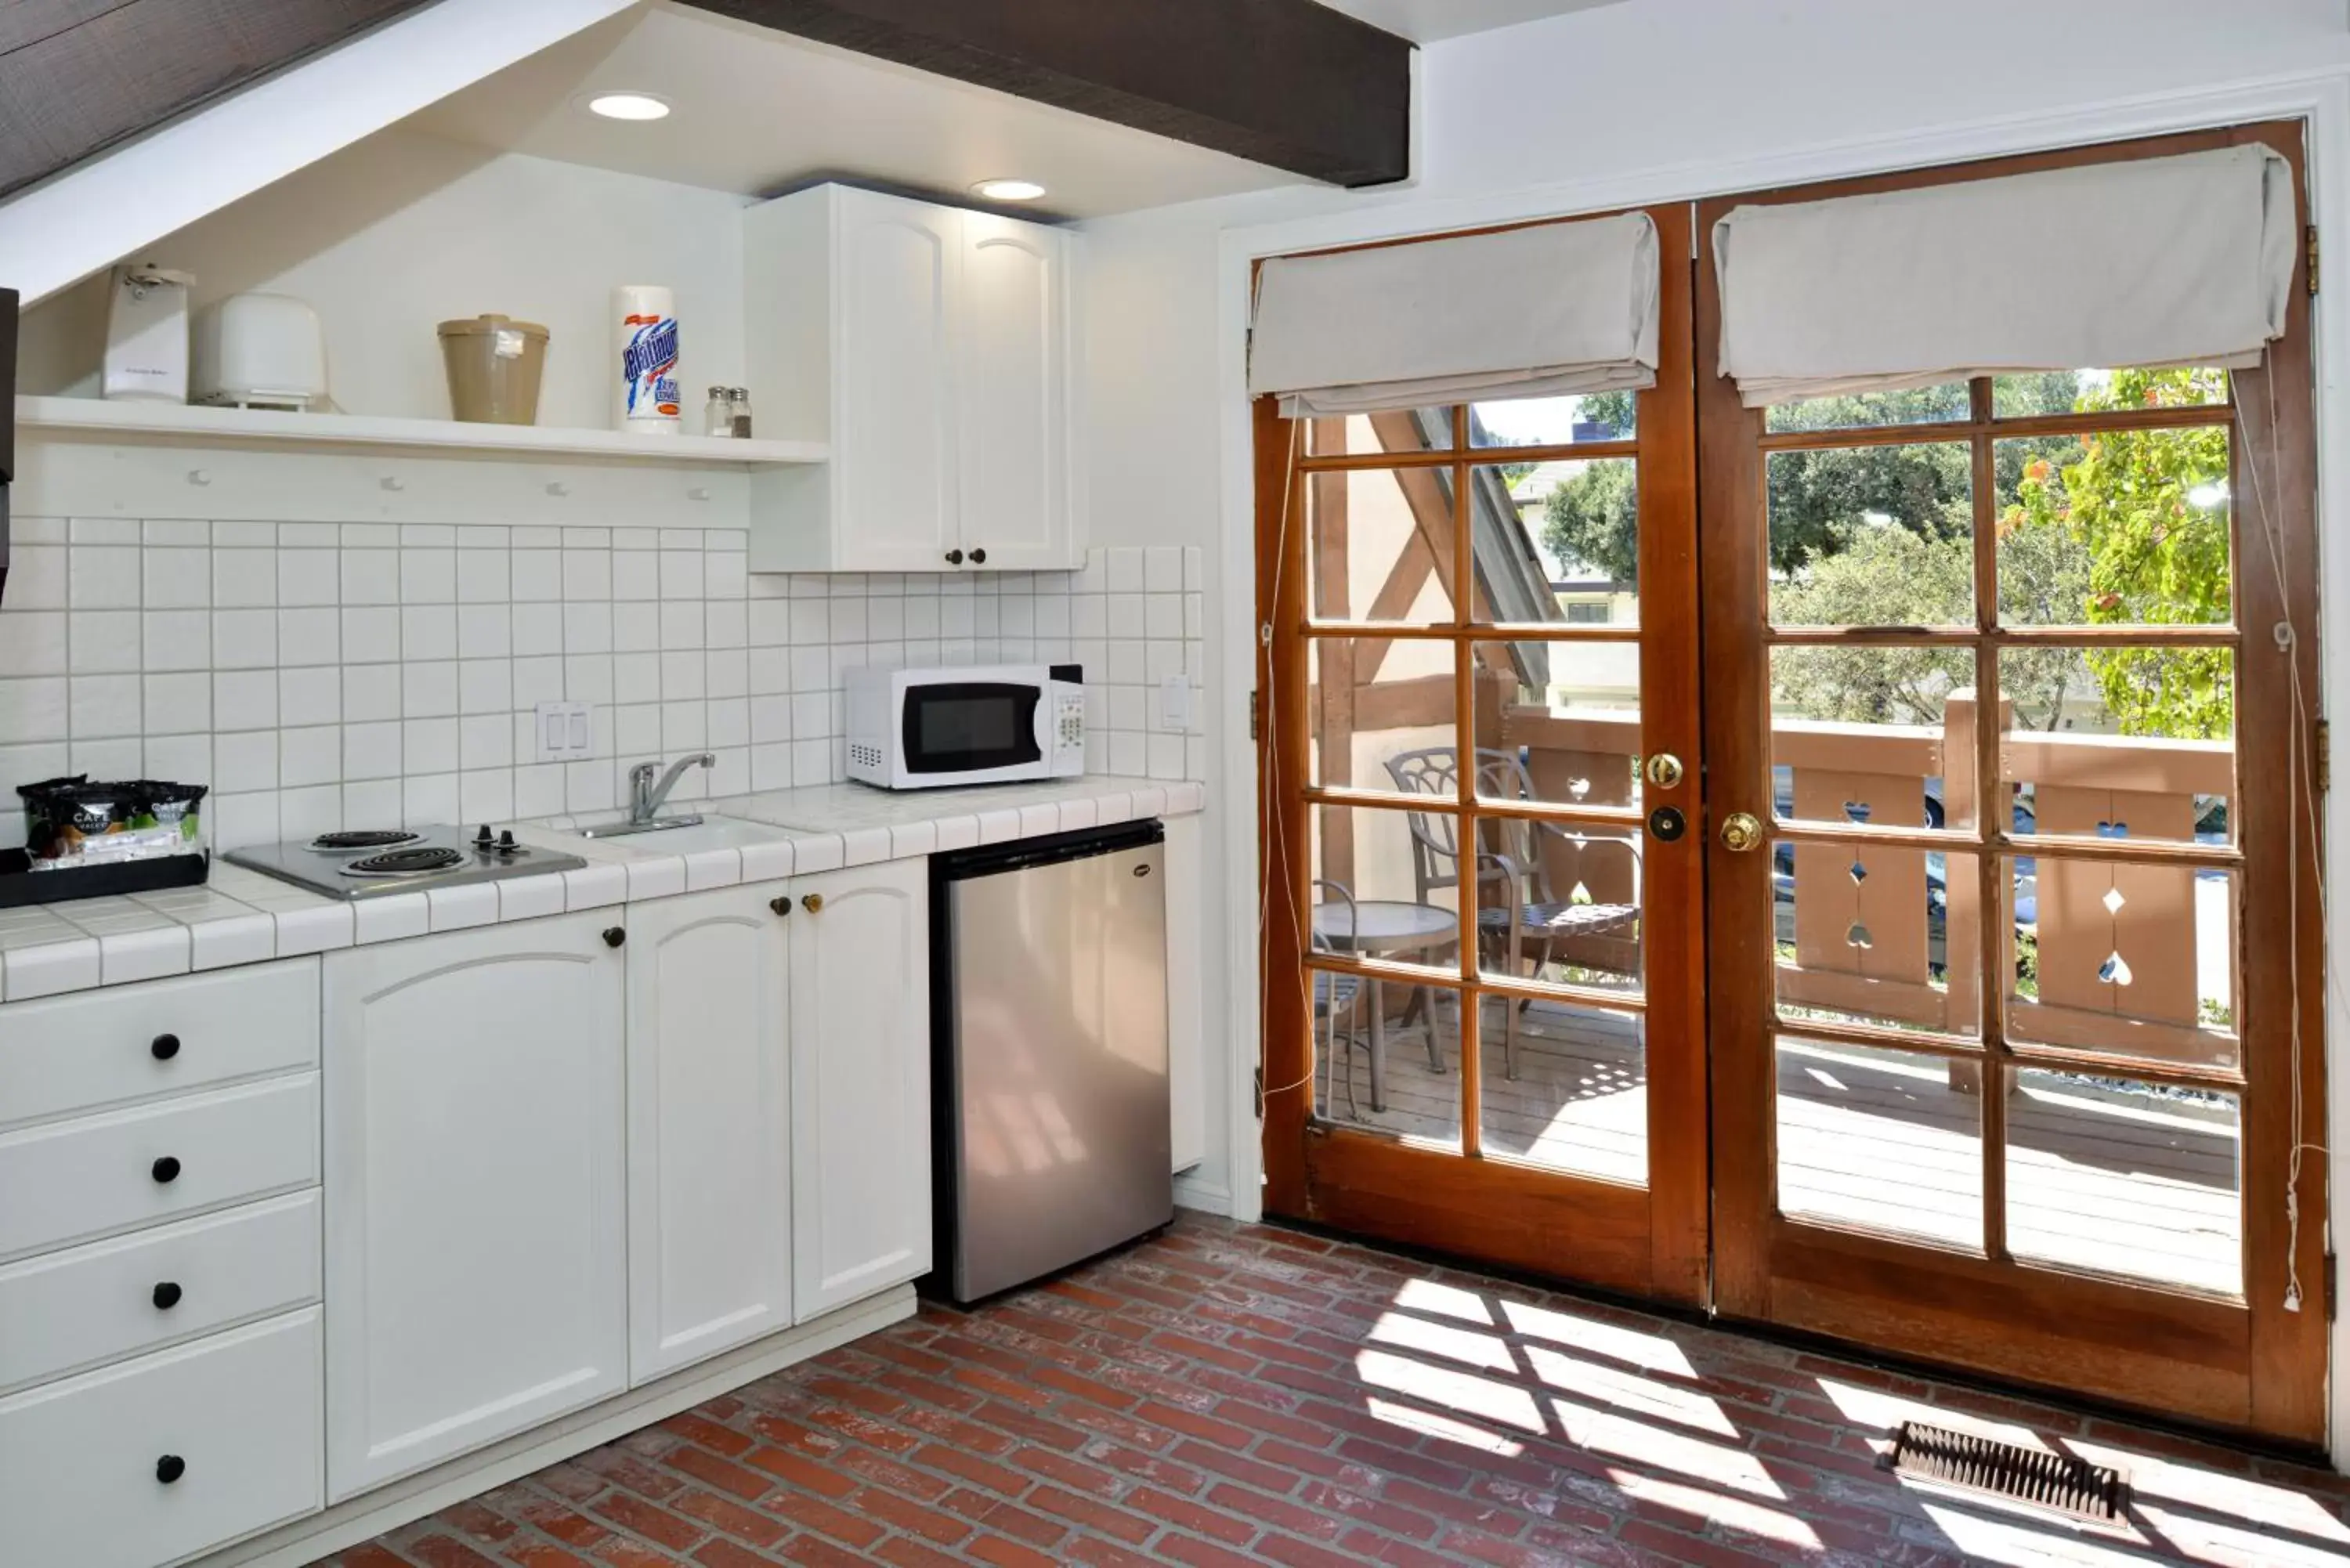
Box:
498 829 520 854
473 824 495 850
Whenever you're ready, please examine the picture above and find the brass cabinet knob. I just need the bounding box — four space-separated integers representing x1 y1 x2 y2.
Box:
1719 811 1764 853
801 893 824 913
1643 753 1684 789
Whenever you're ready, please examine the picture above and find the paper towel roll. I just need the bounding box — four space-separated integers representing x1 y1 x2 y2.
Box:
613 284 680 434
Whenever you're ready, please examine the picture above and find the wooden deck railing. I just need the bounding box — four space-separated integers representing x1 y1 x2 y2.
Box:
1491 688 2237 1069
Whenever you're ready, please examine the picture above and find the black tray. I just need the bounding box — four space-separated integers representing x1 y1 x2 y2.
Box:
0 848 210 909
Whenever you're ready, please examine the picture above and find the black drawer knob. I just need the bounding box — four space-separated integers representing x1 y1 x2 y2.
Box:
156 1454 186 1484
150 1033 181 1061
968 546 988 565
153 1281 183 1310
602 927 626 948
770 896 790 916
151 1156 181 1184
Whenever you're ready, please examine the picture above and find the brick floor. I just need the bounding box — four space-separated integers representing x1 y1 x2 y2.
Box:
324 1215 2350 1568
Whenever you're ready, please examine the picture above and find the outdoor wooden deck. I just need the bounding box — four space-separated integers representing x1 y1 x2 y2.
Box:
1314 996 2243 1297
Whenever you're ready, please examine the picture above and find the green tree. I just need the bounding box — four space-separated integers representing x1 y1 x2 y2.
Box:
2008 367 2233 739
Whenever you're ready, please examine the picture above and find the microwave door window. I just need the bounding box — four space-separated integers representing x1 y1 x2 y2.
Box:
904 684 1044 773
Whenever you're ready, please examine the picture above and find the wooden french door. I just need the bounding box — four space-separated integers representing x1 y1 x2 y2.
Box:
1697 122 2327 1444
1258 203 1711 1305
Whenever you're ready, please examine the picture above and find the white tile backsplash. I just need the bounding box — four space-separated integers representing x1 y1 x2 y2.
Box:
0 522 1205 850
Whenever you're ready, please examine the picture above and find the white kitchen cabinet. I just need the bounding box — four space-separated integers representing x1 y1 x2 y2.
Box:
323 912 627 1501
788 859 931 1320
624 883 794 1384
744 183 1080 573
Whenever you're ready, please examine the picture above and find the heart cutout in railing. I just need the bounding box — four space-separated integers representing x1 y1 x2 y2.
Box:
1843 801 1873 823
1846 921 1874 949
2095 819 2131 838
2098 950 2135 986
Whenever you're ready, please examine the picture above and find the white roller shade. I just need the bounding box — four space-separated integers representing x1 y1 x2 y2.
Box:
1248 213 1660 417
1712 145 2297 406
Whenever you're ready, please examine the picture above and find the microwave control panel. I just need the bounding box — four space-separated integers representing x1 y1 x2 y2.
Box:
1052 692 1086 775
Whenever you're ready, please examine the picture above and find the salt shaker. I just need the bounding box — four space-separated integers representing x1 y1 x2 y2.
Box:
703 385 734 438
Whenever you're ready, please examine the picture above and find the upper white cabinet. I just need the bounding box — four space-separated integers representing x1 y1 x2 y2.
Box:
624 884 795 1385
321 913 627 1501
788 859 932 1320
745 185 1081 573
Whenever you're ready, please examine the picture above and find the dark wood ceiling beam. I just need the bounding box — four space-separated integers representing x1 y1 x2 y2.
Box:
680 0 1413 188
0 0 433 203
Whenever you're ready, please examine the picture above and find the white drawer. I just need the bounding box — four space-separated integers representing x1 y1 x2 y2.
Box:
0 1307 323 1568
0 960 319 1133
0 1190 320 1396
0 1075 318 1264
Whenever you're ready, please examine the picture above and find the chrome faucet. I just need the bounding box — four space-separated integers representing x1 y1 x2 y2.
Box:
625 753 714 829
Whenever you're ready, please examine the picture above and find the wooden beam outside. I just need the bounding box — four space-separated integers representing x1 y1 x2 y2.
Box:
0 0 431 201
680 0 1412 187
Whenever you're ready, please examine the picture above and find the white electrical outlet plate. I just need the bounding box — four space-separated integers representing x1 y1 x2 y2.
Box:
1159 674 1194 732
535 701 593 761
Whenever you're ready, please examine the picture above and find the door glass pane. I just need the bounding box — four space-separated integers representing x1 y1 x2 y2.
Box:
1473 820 1643 998
1473 639 1642 813
1501 458 1637 617
1776 842 1976 1039
1999 648 2233 847
2006 1068 2241 1298
1472 391 1636 448
1306 406 1454 457
1308 804 1462 977
2006 855 2237 1073
1994 423 2232 627
1991 365 2229 417
1309 636 1459 799
1311 968 1463 1151
1769 646 1976 830
1766 443 1973 621
1309 468 1458 623
1478 999 1645 1185
1763 382 1970 433
1777 1036 1983 1250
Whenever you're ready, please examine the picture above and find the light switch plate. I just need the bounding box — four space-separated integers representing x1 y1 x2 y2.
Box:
535 701 593 761
1159 674 1194 733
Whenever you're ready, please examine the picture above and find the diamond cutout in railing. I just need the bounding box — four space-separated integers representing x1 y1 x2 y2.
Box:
1846 921 1875 949
2102 886 2126 916
2098 951 2135 986
1849 860 1869 885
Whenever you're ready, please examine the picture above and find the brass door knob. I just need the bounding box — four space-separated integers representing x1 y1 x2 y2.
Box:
1719 811 1764 853
801 893 824 913
1643 753 1684 789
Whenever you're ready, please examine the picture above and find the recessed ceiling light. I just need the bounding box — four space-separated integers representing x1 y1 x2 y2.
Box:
586 92 671 122
972 179 1047 202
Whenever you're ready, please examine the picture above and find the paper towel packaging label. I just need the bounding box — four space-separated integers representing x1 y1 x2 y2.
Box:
621 313 681 422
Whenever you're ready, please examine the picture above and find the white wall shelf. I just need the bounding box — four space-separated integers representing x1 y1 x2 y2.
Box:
16 396 827 468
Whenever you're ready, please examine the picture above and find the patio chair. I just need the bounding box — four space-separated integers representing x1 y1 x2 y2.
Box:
1384 746 1643 1079
1311 879 1372 1118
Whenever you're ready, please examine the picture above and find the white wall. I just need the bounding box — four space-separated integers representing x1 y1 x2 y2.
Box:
1078 0 2350 1442
19 131 750 432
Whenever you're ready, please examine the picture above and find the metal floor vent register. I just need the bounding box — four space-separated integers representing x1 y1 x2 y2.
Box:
1885 1421 2129 1523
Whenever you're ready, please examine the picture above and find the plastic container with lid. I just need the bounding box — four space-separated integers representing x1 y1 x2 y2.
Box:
437 314 550 425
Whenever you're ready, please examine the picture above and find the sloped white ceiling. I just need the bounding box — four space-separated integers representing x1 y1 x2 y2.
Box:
1311 0 1625 42
403 5 1297 219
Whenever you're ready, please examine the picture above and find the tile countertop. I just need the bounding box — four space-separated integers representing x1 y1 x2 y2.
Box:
0 776 1205 1004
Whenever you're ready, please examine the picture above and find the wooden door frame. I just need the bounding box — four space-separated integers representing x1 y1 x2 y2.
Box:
1256 201 1709 1306
1696 120 2327 1443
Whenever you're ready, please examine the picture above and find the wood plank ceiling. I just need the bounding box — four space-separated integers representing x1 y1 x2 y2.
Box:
0 0 434 201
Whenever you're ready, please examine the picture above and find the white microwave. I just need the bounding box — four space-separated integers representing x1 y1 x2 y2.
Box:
845 664 1086 789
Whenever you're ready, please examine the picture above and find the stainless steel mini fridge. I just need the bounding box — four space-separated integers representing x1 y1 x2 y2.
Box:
927 820 1173 1304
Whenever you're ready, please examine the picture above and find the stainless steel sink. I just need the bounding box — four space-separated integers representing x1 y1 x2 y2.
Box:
565 815 794 854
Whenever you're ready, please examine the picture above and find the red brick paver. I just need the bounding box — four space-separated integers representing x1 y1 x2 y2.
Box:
324 1216 2350 1567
